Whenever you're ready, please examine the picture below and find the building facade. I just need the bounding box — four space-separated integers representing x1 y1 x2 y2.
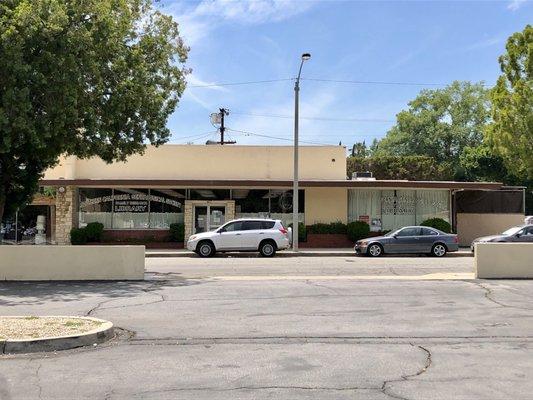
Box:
32 144 524 247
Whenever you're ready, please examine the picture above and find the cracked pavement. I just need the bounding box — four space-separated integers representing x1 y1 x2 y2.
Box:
0 256 532 399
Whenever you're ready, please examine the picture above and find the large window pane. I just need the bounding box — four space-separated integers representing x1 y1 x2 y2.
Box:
234 189 270 219
416 190 450 224
112 189 150 229
79 188 113 228
348 189 382 231
269 189 304 225
149 189 185 228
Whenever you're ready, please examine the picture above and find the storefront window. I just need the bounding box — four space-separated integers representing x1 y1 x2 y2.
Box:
234 189 270 219
149 189 184 228
348 189 450 231
79 188 113 228
112 189 150 229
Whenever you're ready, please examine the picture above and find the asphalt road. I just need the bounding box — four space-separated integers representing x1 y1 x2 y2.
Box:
1 256 532 399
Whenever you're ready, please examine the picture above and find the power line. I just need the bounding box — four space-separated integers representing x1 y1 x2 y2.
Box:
301 78 450 86
188 78 293 88
227 128 336 146
230 111 394 123
187 77 461 89
173 131 218 142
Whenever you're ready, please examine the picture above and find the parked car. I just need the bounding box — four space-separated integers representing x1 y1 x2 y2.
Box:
354 226 459 257
471 224 533 252
187 219 291 257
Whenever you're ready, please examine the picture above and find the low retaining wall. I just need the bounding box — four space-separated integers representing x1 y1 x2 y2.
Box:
300 234 354 248
457 213 524 247
475 243 533 279
0 246 145 281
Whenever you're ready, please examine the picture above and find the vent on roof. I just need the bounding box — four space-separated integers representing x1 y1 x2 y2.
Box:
352 171 376 181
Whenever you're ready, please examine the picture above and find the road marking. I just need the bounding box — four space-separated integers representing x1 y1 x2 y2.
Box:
213 272 475 281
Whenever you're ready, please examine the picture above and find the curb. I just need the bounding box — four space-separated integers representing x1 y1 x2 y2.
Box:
1 316 114 354
146 251 473 258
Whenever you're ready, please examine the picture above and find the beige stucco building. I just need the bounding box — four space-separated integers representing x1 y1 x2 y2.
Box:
23 144 525 247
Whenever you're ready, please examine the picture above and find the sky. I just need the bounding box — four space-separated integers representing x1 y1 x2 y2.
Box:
158 0 533 148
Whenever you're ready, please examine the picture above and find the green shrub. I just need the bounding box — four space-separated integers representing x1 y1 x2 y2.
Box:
169 223 185 242
288 222 307 242
420 218 452 233
308 221 347 234
84 222 104 242
70 228 87 245
346 221 370 242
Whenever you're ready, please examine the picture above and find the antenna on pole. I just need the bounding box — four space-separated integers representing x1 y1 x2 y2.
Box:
210 108 236 145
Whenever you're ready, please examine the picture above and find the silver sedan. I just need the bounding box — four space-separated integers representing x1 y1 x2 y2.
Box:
355 226 459 257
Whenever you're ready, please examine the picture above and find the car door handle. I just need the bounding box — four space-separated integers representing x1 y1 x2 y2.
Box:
259 232 265 235
236 233 242 236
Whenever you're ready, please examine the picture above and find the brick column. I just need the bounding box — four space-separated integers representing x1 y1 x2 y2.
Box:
55 186 77 245
184 201 193 243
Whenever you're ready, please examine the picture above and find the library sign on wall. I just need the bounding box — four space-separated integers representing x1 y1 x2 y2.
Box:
80 193 182 212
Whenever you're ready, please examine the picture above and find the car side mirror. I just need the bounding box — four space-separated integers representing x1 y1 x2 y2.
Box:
515 233 521 238
392 234 398 238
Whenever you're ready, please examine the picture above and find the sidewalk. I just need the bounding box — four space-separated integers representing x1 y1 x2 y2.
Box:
145 248 473 258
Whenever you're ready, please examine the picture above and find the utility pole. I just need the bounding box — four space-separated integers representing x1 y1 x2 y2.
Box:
218 108 235 145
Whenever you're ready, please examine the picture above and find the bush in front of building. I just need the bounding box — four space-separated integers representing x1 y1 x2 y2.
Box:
420 218 452 233
308 222 347 234
84 222 104 242
70 228 87 245
169 223 185 242
346 221 370 242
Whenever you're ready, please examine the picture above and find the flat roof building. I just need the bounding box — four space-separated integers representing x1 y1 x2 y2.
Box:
26 144 526 247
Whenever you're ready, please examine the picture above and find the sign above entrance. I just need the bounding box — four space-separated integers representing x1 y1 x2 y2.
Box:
80 193 182 210
114 200 148 213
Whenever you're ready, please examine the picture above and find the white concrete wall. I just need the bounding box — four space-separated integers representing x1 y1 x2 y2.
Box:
0 246 145 281
475 243 533 279
457 213 525 246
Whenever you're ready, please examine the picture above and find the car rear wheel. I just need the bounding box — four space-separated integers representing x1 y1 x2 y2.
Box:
431 243 447 257
367 243 383 257
197 241 215 258
259 240 277 257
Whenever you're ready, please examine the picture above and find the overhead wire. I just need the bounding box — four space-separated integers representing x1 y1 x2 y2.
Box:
227 128 336 146
230 111 394 123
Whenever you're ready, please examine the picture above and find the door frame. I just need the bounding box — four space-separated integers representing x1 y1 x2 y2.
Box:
184 200 236 241
193 203 227 234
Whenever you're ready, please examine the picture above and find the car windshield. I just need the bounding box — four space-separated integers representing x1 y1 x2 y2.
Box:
501 226 522 236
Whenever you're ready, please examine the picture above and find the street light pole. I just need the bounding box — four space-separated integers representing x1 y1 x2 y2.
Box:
293 53 311 252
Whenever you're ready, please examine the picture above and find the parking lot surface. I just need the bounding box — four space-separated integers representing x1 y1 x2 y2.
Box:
1 256 532 399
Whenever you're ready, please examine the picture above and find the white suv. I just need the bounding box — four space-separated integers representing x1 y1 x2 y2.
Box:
187 219 291 257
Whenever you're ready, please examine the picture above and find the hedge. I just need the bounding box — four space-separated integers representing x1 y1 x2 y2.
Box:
70 228 87 245
420 218 452 233
307 222 347 234
169 223 185 242
346 221 370 242
84 222 104 242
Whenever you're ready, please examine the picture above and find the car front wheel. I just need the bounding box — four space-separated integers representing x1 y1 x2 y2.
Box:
259 241 277 257
431 243 447 257
197 241 215 257
367 243 383 257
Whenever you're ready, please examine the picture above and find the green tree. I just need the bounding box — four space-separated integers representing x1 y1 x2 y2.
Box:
486 25 533 178
375 81 490 176
347 155 454 181
0 0 189 222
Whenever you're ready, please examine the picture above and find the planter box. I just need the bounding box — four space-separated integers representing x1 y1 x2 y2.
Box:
300 233 354 248
0 246 145 281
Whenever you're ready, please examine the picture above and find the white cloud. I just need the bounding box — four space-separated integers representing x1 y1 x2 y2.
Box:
162 0 316 46
507 0 526 11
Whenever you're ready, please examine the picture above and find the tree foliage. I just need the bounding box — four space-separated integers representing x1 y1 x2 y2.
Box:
486 24 533 178
0 0 189 221
347 155 454 181
374 81 490 175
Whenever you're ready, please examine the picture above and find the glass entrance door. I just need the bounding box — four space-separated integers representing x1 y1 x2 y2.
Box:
193 205 226 234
